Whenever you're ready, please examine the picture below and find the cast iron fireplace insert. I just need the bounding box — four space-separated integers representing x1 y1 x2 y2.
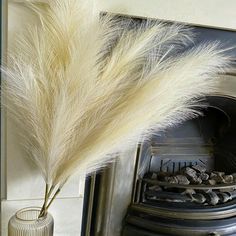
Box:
122 95 236 236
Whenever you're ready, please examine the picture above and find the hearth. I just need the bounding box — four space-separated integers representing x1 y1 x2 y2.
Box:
123 96 236 236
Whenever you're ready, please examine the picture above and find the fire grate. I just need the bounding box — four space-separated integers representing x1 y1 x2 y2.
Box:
142 168 236 206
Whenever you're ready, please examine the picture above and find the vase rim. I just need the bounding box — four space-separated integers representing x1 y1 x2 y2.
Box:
15 207 46 222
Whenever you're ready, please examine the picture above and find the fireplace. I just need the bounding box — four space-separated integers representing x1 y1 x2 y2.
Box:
80 18 236 236
122 95 236 236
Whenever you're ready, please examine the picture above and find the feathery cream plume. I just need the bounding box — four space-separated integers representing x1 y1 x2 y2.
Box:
2 0 229 216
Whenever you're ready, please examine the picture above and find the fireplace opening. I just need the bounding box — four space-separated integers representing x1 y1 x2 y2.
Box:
123 95 236 236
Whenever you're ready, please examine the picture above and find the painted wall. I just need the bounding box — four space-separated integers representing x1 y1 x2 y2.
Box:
2 1 236 236
95 0 236 31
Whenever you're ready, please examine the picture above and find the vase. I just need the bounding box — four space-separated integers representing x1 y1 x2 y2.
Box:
8 207 54 236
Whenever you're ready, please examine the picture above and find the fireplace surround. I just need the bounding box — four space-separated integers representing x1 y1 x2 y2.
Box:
81 18 236 236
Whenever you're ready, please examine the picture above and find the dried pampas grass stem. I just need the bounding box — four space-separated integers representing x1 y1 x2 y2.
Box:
3 0 230 215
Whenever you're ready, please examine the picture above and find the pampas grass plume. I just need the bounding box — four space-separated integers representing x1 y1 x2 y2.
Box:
2 0 230 214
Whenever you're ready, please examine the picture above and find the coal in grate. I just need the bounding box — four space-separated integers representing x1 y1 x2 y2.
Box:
143 165 236 206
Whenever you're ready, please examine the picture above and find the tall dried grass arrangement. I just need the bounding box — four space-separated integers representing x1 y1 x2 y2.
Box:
2 0 230 216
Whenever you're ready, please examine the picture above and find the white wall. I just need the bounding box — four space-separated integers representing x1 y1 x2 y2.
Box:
2 1 236 236
10 0 236 30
